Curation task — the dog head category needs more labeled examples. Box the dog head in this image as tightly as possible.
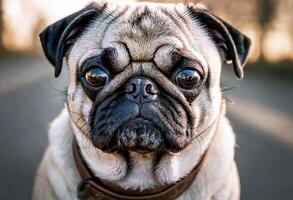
[40,2,250,155]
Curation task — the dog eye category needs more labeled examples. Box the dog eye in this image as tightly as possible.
[85,68,109,87]
[176,69,202,90]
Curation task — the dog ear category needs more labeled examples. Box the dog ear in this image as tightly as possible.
[39,3,106,77]
[188,6,251,79]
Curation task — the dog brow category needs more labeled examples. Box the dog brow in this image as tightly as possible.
[100,6,130,46]
[100,48,117,72]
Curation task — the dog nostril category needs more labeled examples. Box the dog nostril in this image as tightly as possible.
[126,83,136,93]
[131,83,136,94]
[145,84,159,95]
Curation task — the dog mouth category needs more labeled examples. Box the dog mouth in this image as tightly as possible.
[90,111,191,154]
[91,116,165,154]
[90,88,192,154]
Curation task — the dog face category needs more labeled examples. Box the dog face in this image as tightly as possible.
[40,2,250,155]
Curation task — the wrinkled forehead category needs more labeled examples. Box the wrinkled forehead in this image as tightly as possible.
[70,2,216,72]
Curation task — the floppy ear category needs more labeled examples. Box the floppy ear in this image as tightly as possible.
[39,3,106,77]
[188,7,251,79]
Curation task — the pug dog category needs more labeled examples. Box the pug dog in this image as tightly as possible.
[33,1,251,200]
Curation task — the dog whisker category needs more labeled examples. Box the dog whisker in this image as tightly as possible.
[221,85,239,92]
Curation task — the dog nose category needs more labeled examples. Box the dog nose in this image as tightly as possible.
[125,77,159,104]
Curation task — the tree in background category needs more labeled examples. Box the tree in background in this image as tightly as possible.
[0,0,4,52]
[256,0,278,60]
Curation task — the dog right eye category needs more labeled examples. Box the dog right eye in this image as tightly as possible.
[176,69,202,90]
[85,68,109,87]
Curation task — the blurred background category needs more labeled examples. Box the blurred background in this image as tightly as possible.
[0,0,292,199]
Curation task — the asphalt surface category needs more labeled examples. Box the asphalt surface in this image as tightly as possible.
[0,55,292,200]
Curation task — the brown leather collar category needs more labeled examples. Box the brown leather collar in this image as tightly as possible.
[72,138,209,200]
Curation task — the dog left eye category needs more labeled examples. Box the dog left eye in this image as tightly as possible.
[176,69,202,90]
[85,68,109,87]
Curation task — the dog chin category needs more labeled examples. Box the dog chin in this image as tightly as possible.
[115,118,163,153]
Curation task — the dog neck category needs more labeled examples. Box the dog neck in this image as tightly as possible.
[72,135,210,200]
[69,107,222,192]
[64,96,224,191]
[46,99,239,200]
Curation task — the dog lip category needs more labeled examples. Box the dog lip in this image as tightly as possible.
[130,116,155,125]
[132,149,152,154]
[127,100,157,106]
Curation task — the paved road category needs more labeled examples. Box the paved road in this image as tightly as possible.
[0,55,292,200]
